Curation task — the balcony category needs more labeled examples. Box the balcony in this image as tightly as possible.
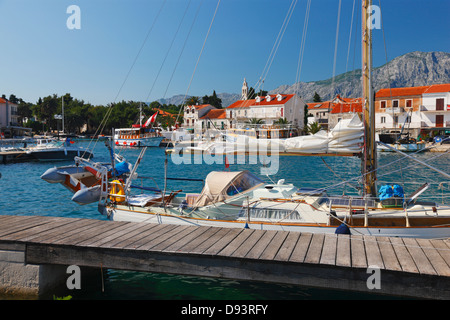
[420,105,447,112]
[384,107,405,114]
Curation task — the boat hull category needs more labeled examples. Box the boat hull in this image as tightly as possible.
[29,149,93,161]
[105,205,450,239]
[115,136,164,147]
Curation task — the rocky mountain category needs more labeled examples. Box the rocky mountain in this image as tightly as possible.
[157,51,450,107]
[270,51,450,102]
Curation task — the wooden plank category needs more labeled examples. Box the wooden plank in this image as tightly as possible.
[0,215,22,226]
[0,216,48,237]
[173,227,218,253]
[320,233,338,266]
[136,224,190,251]
[390,237,418,274]
[188,227,234,255]
[149,226,196,251]
[304,233,325,264]
[416,238,450,277]
[25,218,88,243]
[377,237,402,272]
[73,221,130,247]
[230,229,266,258]
[350,235,367,268]
[128,224,180,250]
[336,234,351,267]
[44,219,102,245]
[218,229,255,257]
[103,223,161,249]
[162,226,214,253]
[203,228,242,256]
[0,216,31,231]
[430,238,450,268]
[274,232,300,262]
[50,219,110,245]
[289,232,312,263]
[363,235,384,268]
[0,217,73,242]
[244,230,277,260]
[113,224,176,249]
[78,222,137,247]
[259,231,289,261]
[403,237,437,276]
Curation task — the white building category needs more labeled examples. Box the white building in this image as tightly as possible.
[183,104,216,129]
[421,85,450,129]
[375,83,450,135]
[226,79,305,129]
[0,97,19,127]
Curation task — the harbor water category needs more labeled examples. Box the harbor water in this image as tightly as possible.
[1,139,448,300]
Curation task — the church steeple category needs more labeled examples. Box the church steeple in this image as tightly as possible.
[241,78,248,100]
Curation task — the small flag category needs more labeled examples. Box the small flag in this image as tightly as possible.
[144,112,158,127]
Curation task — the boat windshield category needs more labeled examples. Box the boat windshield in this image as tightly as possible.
[194,170,264,207]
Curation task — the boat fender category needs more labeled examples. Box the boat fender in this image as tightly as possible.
[335,223,351,235]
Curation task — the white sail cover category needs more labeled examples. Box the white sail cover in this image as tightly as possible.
[283,115,363,154]
[182,115,363,155]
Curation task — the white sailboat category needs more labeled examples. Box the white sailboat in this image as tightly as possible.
[42,0,450,239]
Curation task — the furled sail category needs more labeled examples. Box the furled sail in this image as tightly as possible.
[284,115,363,154]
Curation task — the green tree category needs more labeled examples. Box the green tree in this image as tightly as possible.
[246,118,264,125]
[17,101,33,125]
[273,117,290,125]
[185,96,200,106]
[247,87,268,100]
[202,90,222,108]
[313,92,321,102]
[306,121,322,134]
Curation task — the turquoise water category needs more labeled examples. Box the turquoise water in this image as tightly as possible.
[1,140,448,300]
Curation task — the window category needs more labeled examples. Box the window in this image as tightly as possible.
[381,116,386,124]
[406,99,412,108]
[381,101,386,108]
[393,100,399,108]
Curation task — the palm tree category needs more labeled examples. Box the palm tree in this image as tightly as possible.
[306,121,322,135]
[246,118,264,125]
[185,96,201,106]
[273,117,290,125]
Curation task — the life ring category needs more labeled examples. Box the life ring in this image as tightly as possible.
[109,180,126,203]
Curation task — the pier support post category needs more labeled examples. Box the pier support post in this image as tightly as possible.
[0,244,68,299]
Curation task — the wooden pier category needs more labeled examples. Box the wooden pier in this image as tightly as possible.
[0,215,449,299]
[0,150,35,164]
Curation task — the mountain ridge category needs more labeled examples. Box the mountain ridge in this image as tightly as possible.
[157,51,450,107]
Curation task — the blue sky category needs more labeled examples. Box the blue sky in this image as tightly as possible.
[0,0,449,105]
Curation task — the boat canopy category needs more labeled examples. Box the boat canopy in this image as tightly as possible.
[194,170,264,207]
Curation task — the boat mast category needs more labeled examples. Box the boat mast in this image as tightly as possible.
[362,0,377,197]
